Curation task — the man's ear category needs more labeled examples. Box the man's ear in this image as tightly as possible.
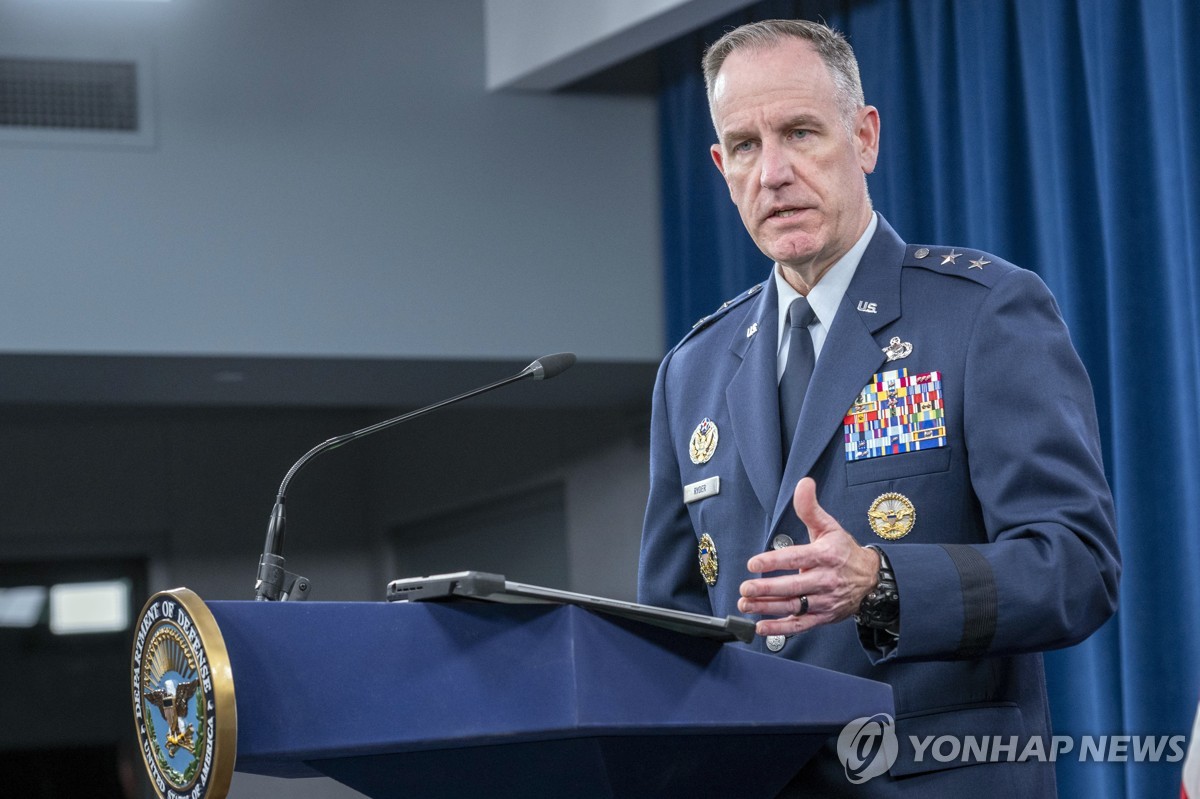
[856,105,880,174]
[710,142,727,177]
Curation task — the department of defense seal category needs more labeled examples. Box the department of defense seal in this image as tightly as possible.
[698,533,719,586]
[867,493,916,540]
[132,588,236,799]
[689,418,719,464]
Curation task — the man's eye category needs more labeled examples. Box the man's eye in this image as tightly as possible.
[789,129,810,140]
[732,140,756,153]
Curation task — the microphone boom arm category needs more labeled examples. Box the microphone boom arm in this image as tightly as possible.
[254,353,575,601]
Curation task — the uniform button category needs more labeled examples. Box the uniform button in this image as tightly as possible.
[772,534,794,550]
[766,635,786,652]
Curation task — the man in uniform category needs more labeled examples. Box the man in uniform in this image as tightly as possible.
[638,19,1120,796]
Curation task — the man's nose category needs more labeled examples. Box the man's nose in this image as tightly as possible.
[759,142,794,189]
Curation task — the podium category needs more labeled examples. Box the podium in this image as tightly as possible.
[196,599,892,798]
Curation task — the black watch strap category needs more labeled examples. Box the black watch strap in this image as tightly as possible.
[856,545,899,631]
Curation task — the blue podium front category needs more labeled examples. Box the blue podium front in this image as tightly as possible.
[205,600,893,798]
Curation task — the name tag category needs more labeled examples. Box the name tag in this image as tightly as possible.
[684,476,720,504]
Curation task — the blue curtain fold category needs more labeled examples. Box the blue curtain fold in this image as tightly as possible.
[658,1,1200,795]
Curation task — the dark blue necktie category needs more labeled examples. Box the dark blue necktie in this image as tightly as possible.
[779,296,817,452]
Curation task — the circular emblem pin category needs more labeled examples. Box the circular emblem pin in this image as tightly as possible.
[867,493,916,540]
[689,418,719,464]
[698,533,719,586]
[132,588,236,799]
[882,336,913,362]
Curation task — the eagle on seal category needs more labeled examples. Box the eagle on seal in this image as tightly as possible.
[145,678,201,756]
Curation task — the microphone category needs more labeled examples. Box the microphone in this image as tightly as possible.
[254,352,577,601]
[522,351,575,381]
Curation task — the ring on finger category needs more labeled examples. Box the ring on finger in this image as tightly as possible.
[793,595,809,617]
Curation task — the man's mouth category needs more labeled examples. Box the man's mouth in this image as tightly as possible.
[768,206,807,220]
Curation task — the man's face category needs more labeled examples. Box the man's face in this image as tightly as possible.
[709,39,879,283]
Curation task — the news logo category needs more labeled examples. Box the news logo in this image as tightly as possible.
[837,713,899,784]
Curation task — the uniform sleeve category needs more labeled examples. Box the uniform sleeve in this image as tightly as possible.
[868,268,1120,662]
[637,352,713,615]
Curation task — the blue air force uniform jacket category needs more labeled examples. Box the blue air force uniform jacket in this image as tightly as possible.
[638,215,1120,795]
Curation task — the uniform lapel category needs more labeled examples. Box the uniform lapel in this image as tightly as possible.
[726,278,782,517]
[771,217,908,533]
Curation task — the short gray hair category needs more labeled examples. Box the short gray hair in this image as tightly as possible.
[703,19,864,127]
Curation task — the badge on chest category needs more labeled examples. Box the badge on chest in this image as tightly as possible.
[689,417,719,464]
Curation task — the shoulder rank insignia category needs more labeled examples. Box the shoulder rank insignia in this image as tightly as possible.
[906,247,1008,288]
[689,418,719,464]
[868,493,916,539]
[698,533,718,586]
[691,283,764,330]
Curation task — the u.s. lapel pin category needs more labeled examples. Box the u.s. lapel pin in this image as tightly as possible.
[746,322,759,338]
[882,336,913,362]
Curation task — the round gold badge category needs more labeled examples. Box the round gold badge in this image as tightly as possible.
[132,588,237,799]
[867,492,916,540]
[698,533,719,586]
[689,418,719,464]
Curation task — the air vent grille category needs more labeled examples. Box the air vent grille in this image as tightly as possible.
[0,57,139,132]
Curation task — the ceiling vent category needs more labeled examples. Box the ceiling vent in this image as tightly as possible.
[0,53,155,148]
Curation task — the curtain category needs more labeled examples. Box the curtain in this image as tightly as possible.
[658,1,1200,795]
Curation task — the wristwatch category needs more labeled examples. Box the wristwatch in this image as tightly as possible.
[856,545,899,632]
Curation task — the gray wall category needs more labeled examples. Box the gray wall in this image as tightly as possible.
[0,0,662,361]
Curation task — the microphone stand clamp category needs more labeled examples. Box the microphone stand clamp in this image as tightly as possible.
[255,552,311,602]
[254,498,311,601]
